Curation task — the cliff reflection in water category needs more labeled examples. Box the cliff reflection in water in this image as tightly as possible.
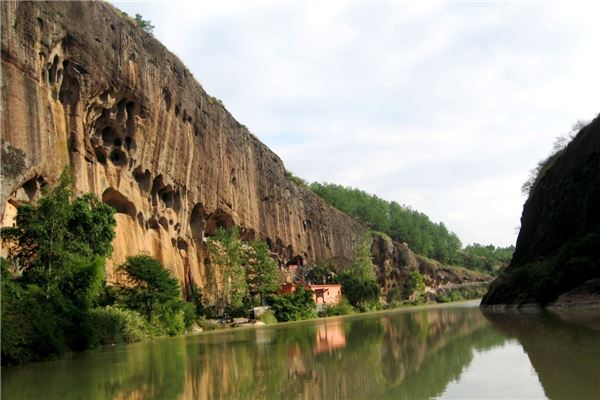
[3,304,599,399]
[483,310,600,400]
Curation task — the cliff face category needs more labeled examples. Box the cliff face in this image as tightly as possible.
[1,1,481,297]
[482,116,600,306]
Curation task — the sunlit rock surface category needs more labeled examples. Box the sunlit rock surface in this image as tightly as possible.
[1,1,486,296]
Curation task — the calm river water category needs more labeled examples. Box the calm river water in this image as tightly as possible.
[2,300,599,399]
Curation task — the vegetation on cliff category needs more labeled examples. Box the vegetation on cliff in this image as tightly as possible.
[309,182,513,273]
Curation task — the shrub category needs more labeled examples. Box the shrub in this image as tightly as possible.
[338,272,380,311]
[1,279,67,365]
[182,302,197,329]
[404,271,426,299]
[258,310,278,324]
[116,254,185,336]
[267,287,317,322]
[134,13,154,35]
[196,316,220,331]
[88,306,149,346]
[319,296,354,317]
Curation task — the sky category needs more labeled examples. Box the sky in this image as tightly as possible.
[112,0,599,247]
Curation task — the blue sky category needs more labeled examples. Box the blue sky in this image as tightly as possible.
[112,0,599,247]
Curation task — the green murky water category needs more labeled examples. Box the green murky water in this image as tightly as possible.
[2,301,599,399]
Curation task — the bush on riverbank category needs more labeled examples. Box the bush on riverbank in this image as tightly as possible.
[258,310,278,324]
[319,296,354,317]
[88,306,150,345]
[267,286,317,322]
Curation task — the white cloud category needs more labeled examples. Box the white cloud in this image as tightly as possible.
[113,0,600,247]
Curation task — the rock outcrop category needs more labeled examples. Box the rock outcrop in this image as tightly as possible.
[1,1,484,298]
[482,116,600,307]
[370,233,490,300]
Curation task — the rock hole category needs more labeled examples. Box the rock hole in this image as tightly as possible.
[204,209,234,237]
[124,136,132,151]
[163,89,172,110]
[116,99,127,121]
[151,175,165,206]
[22,177,40,201]
[48,55,59,84]
[101,127,115,145]
[159,217,169,230]
[113,137,122,147]
[136,211,145,227]
[147,217,159,230]
[175,104,180,117]
[177,239,188,251]
[102,188,136,218]
[95,147,107,164]
[110,149,127,166]
[133,167,151,192]
[190,203,206,241]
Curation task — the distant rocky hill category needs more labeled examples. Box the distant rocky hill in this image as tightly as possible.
[0,1,486,299]
[482,116,600,308]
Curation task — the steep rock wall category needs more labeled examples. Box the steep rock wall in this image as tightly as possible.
[0,1,481,297]
[482,115,600,306]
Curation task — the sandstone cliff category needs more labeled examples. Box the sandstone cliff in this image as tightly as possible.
[482,116,600,307]
[1,1,484,298]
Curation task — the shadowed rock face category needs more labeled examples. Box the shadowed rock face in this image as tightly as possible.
[482,116,600,306]
[0,1,481,295]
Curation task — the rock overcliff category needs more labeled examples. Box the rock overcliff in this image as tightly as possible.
[1,1,484,298]
[482,116,600,307]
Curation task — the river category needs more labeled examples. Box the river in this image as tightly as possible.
[2,300,599,399]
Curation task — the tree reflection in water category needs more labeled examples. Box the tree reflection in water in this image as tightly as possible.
[3,305,599,399]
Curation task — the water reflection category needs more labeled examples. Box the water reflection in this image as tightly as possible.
[315,319,346,353]
[3,304,599,399]
[483,310,600,400]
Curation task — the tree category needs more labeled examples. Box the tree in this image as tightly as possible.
[1,170,116,362]
[309,182,463,265]
[267,286,316,322]
[134,13,154,35]
[245,240,279,305]
[404,271,425,299]
[522,119,590,197]
[338,272,380,311]
[117,254,184,334]
[1,171,115,290]
[205,227,248,316]
[348,235,376,281]
[335,235,381,310]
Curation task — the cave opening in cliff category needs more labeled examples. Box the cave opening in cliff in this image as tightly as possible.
[133,167,151,192]
[101,126,115,145]
[102,188,136,218]
[110,149,127,166]
[190,203,206,241]
[204,209,234,237]
[94,147,107,164]
[48,54,59,85]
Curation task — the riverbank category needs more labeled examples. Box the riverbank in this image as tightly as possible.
[188,298,483,335]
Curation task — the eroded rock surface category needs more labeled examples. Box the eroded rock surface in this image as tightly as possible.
[1,1,484,297]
